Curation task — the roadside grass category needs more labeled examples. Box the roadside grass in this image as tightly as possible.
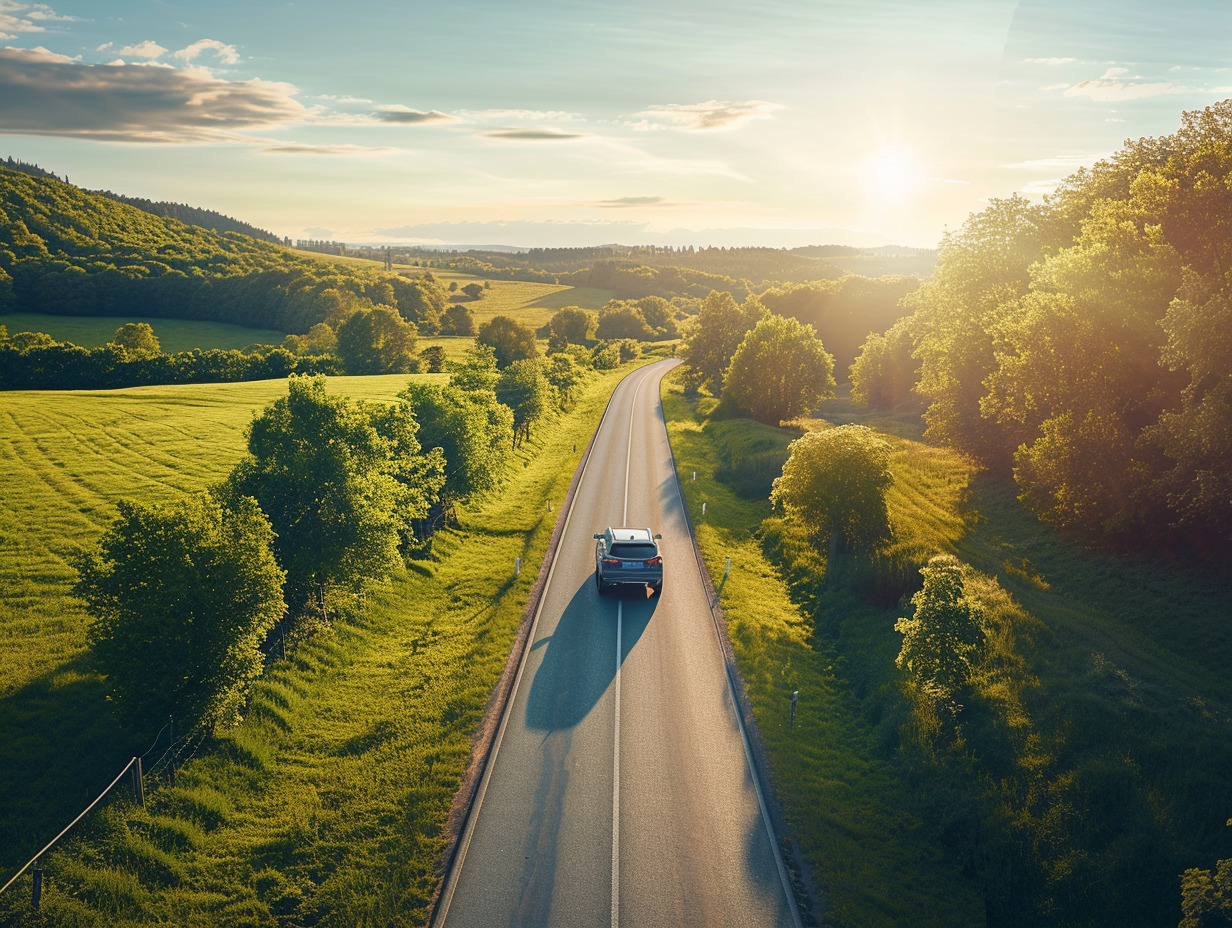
[0,313,288,352]
[667,375,1232,926]
[0,362,636,926]
[661,370,985,928]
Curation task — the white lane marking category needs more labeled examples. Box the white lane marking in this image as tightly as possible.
[613,368,647,925]
[611,598,622,928]
[433,363,665,926]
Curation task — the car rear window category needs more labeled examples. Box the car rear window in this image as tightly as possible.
[609,542,657,559]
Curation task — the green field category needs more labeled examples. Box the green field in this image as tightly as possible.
[0,314,289,353]
[0,363,648,925]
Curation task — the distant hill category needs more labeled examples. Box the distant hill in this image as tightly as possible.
[93,192,287,245]
[0,162,439,334]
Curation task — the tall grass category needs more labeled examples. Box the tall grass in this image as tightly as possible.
[667,372,1232,927]
[662,371,985,927]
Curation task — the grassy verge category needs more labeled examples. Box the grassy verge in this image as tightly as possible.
[663,373,1232,927]
[0,362,638,926]
[661,370,985,927]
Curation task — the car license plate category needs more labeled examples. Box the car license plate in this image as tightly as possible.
[622,561,643,569]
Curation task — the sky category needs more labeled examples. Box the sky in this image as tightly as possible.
[2,0,1232,250]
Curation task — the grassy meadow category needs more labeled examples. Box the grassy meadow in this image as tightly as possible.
[0,363,642,925]
[662,371,1232,927]
[0,314,289,353]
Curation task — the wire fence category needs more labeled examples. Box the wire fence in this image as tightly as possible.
[0,718,209,912]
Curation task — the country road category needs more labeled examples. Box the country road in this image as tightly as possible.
[433,359,801,928]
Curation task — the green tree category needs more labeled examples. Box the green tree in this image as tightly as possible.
[678,290,766,392]
[442,301,476,336]
[850,316,922,410]
[1181,832,1232,928]
[547,305,596,344]
[77,495,285,730]
[476,314,539,368]
[545,351,586,410]
[894,555,986,702]
[723,314,836,425]
[906,195,1046,465]
[335,304,418,374]
[399,379,513,519]
[596,301,654,340]
[770,424,893,559]
[420,344,447,373]
[496,358,554,446]
[224,375,409,613]
[461,282,485,301]
[110,321,161,358]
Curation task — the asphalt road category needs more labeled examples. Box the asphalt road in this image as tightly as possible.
[433,359,801,928]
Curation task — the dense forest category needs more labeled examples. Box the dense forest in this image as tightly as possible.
[851,100,1232,551]
[0,164,448,335]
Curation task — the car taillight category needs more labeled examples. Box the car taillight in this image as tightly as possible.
[602,557,620,566]
[646,555,663,566]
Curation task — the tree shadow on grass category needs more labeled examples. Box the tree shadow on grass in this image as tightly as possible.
[0,654,136,875]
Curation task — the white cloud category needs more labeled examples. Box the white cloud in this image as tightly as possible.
[0,46,306,142]
[1060,67,1183,102]
[175,39,240,66]
[0,2,73,38]
[1026,57,1076,65]
[118,40,168,59]
[374,105,458,125]
[482,127,587,141]
[459,108,579,122]
[261,143,395,155]
[634,99,782,132]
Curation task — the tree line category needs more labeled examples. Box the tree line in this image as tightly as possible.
[851,99,1232,550]
[73,335,611,736]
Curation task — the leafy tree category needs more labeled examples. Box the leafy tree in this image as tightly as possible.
[460,282,485,300]
[632,295,679,339]
[476,314,539,368]
[770,424,893,559]
[758,275,918,375]
[850,316,922,410]
[496,359,554,446]
[399,379,513,519]
[282,322,337,356]
[894,555,986,702]
[420,344,447,373]
[335,304,418,374]
[223,375,411,612]
[1181,834,1232,928]
[77,495,285,730]
[906,195,1046,465]
[596,301,653,340]
[364,400,447,552]
[544,351,586,409]
[1143,269,1232,542]
[441,301,476,336]
[547,305,595,344]
[678,290,766,392]
[722,313,836,425]
[110,322,160,358]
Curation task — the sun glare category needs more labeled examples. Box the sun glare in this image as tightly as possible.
[864,147,926,204]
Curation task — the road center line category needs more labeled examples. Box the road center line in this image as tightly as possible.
[612,598,622,928]
[613,367,646,925]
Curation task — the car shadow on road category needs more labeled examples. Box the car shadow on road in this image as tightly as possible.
[524,580,658,732]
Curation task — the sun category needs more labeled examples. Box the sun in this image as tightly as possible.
[864,146,926,204]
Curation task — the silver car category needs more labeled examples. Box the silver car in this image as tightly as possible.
[594,527,663,595]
